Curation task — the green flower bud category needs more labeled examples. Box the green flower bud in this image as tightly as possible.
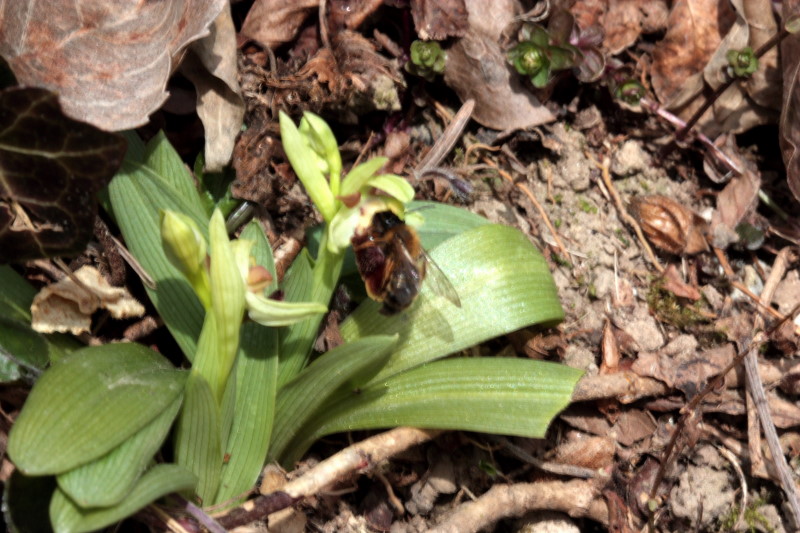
[161,210,211,308]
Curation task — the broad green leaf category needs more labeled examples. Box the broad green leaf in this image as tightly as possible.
[49,464,196,533]
[215,222,279,504]
[282,358,582,464]
[174,372,222,505]
[143,132,202,211]
[277,243,345,387]
[216,323,278,504]
[270,335,397,463]
[108,159,207,360]
[0,267,76,376]
[9,344,186,475]
[340,224,564,381]
[0,316,51,382]
[0,265,36,322]
[56,395,183,508]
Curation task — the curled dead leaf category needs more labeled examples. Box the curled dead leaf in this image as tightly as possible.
[629,195,709,255]
[31,266,145,335]
[0,0,226,130]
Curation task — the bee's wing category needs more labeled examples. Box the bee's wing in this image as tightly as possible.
[421,248,462,308]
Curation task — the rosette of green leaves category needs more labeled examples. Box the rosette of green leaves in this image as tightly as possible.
[508,24,579,88]
[405,40,447,81]
[727,47,758,78]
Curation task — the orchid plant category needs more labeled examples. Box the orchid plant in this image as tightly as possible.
[5,112,580,533]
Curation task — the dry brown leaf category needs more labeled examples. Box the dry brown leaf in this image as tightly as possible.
[611,410,657,446]
[653,0,778,136]
[606,0,669,54]
[780,0,800,204]
[31,266,145,335]
[411,0,469,40]
[709,156,761,248]
[0,0,226,131]
[554,434,615,469]
[443,0,554,130]
[651,0,734,105]
[241,0,319,50]
[743,0,781,109]
[328,0,384,31]
[182,3,244,172]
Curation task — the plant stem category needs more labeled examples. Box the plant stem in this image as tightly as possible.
[277,229,344,385]
[676,28,788,142]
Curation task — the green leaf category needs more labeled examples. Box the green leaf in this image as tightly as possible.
[192,210,245,402]
[215,323,278,504]
[283,358,581,464]
[56,395,183,508]
[49,464,196,533]
[0,316,52,382]
[108,159,207,360]
[9,344,186,475]
[241,220,277,291]
[215,221,279,504]
[300,112,343,195]
[340,224,564,381]
[0,265,36,322]
[174,372,222,505]
[143,132,202,209]
[279,112,336,221]
[270,335,397,463]
[0,268,77,374]
[276,250,316,386]
[365,174,415,204]
[340,157,388,196]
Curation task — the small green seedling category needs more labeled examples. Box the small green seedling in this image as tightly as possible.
[727,47,759,78]
[406,40,447,81]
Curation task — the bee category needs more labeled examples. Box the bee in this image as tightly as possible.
[351,210,461,315]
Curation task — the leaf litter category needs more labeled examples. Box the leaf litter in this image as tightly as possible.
[3,0,800,531]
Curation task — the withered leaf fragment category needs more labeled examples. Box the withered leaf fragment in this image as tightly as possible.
[629,195,708,255]
[411,0,469,40]
[0,88,126,262]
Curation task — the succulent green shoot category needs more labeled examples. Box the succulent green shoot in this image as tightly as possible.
[364,174,415,204]
[160,210,211,309]
[615,79,645,105]
[406,40,447,80]
[726,47,758,77]
[299,112,342,196]
[279,111,336,222]
[340,157,389,197]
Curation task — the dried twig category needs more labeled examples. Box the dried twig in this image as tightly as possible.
[745,247,800,526]
[414,99,475,175]
[588,153,664,273]
[427,480,606,533]
[712,247,789,322]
